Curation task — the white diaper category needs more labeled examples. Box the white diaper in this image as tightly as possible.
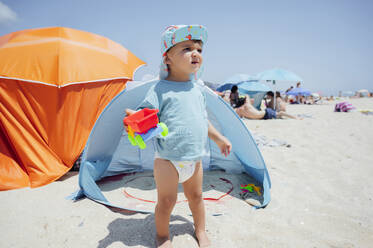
[155,152,196,183]
[170,160,196,183]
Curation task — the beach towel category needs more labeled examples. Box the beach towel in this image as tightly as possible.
[253,133,291,148]
[359,109,373,116]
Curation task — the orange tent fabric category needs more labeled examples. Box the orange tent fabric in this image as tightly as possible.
[0,27,145,190]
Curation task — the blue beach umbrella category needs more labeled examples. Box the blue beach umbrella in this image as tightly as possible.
[217,74,257,92]
[216,83,236,92]
[224,74,257,84]
[238,81,271,93]
[286,87,311,96]
[256,68,303,107]
[256,68,303,82]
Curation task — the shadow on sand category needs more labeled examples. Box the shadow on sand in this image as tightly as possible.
[96,170,264,211]
[97,214,194,248]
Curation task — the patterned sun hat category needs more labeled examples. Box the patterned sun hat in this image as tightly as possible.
[159,25,208,80]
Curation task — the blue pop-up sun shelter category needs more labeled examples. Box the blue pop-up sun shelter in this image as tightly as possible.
[73,80,271,212]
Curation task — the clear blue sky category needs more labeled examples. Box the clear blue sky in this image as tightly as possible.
[1,0,372,96]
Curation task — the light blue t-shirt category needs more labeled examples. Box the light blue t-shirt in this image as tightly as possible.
[137,79,208,161]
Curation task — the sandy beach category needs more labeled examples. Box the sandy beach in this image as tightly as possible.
[1,97,372,248]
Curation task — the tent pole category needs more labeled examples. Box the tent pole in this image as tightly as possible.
[273,80,276,111]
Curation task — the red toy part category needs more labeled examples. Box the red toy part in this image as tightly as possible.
[123,108,159,133]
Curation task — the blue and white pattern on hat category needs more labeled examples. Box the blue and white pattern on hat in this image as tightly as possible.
[159,25,208,81]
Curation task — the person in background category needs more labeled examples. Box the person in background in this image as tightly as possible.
[275,91,287,111]
[235,95,297,120]
[295,82,301,103]
[229,85,246,108]
[266,91,287,112]
[285,86,293,102]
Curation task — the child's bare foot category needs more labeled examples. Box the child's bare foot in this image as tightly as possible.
[195,231,211,247]
[156,236,172,248]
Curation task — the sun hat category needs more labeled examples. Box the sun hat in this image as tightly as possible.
[159,25,208,81]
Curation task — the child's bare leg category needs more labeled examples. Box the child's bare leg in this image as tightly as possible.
[182,162,211,247]
[154,158,179,247]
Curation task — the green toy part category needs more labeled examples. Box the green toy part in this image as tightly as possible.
[240,183,262,196]
[241,185,253,192]
[135,135,146,149]
[128,135,136,146]
[159,122,168,137]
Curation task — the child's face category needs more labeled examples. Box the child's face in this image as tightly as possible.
[165,40,203,79]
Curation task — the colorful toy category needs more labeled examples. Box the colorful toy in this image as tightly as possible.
[123,108,168,149]
[240,183,262,196]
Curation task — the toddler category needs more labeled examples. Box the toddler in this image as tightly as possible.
[125,25,231,247]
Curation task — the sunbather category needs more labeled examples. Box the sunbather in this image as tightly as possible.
[235,96,297,120]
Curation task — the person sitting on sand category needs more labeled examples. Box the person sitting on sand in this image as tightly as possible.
[265,91,275,110]
[305,95,315,105]
[235,95,297,120]
[229,85,247,108]
[275,91,287,111]
[265,91,286,112]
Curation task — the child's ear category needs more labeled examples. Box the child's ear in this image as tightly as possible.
[164,55,171,65]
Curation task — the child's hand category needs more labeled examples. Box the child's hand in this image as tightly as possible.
[208,121,232,157]
[125,109,136,116]
[124,109,136,133]
[216,136,232,157]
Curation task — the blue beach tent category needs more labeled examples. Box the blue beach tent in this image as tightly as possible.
[237,81,271,109]
[74,80,271,212]
[217,80,270,110]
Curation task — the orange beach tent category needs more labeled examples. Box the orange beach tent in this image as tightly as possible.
[0,27,145,190]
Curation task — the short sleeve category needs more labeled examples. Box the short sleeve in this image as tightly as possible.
[199,85,208,119]
[136,86,159,110]
[202,88,207,108]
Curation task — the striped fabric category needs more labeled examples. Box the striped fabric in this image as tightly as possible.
[335,101,355,112]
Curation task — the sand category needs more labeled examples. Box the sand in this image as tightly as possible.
[1,98,372,248]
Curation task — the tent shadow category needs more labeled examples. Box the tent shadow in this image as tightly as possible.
[97,214,194,248]
[57,171,79,181]
[96,170,264,209]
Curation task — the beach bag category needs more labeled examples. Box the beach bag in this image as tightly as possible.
[334,101,355,112]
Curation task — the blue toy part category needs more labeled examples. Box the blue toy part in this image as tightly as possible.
[138,124,162,141]
[134,123,168,149]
